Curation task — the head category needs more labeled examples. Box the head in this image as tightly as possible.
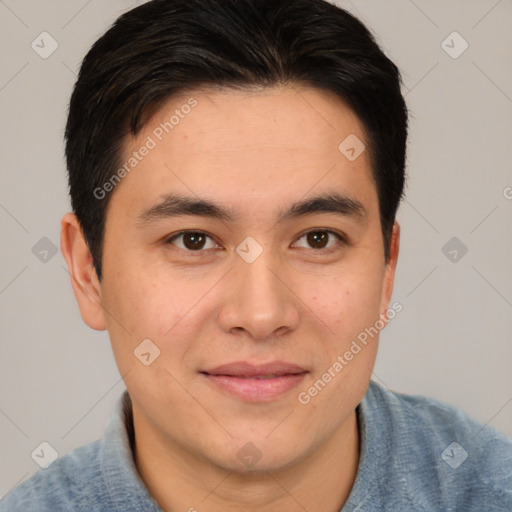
[61,0,407,475]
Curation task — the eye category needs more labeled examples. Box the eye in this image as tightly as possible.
[165,229,346,254]
[166,231,218,251]
[293,229,346,251]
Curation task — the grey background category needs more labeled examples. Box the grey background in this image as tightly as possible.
[1,0,511,497]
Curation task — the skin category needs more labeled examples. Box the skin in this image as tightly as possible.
[61,85,400,512]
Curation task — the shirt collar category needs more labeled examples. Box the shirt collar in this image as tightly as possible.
[99,390,163,511]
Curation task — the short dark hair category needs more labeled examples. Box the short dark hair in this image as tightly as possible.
[65,0,408,280]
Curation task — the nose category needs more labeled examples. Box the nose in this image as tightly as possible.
[216,249,300,342]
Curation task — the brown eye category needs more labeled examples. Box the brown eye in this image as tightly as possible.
[294,230,344,251]
[307,231,329,249]
[167,231,216,251]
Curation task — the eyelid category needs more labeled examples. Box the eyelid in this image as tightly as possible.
[165,230,220,252]
[294,228,347,243]
[165,228,348,253]
[292,229,348,251]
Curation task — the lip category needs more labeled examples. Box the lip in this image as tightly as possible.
[201,361,308,402]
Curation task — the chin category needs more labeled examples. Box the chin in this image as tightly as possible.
[208,436,305,475]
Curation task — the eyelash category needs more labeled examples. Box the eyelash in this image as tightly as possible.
[165,229,347,255]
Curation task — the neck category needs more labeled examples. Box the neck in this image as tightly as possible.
[132,408,360,512]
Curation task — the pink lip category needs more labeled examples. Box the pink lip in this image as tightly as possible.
[201,361,308,402]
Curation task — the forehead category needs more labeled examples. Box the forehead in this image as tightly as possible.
[112,85,377,220]
[141,85,367,155]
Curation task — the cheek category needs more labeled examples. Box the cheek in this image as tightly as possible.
[303,266,384,342]
[103,263,220,351]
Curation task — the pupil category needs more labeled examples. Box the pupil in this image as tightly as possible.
[307,231,327,249]
[184,232,205,250]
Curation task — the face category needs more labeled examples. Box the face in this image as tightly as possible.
[64,85,399,474]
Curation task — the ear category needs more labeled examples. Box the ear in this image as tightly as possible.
[379,221,400,321]
[60,212,107,330]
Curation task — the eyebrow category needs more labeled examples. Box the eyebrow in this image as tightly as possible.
[136,191,367,226]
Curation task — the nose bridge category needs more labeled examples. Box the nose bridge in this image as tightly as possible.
[218,243,299,339]
[235,234,279,289]
[240,248,281,300]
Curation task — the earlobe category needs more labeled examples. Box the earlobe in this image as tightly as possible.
[60,212,107,331]
[379,222,400,321]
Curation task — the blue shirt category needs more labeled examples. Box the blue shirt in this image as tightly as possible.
[1,381,511,511]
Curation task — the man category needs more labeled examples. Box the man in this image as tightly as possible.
[2,0,511,510]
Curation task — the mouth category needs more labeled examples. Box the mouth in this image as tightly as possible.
[200,361,309,402]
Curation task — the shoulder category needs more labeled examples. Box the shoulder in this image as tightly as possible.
[0,441,103,512]
[364,381,512,510]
